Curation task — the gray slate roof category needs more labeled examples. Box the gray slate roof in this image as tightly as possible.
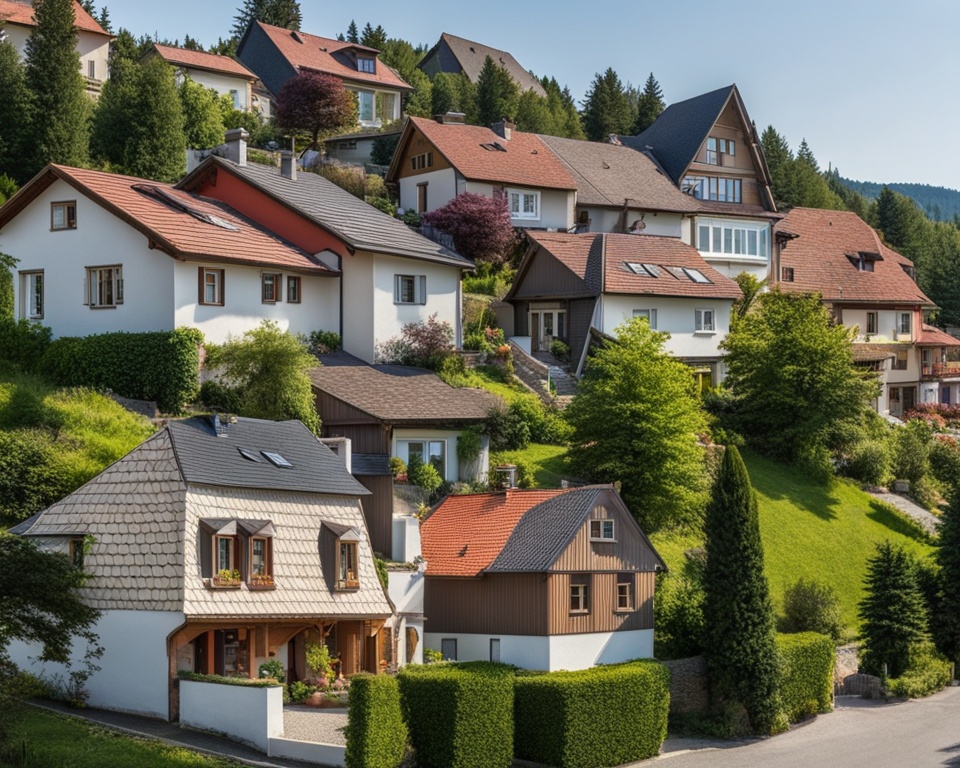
[538,134,699,214]
[168,416,370,496]
[620,85,735,185]
[487,486,602,572]
[193,157,473,269]
[425,33,546,97]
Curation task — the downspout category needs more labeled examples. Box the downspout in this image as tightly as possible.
[338,253,344,344]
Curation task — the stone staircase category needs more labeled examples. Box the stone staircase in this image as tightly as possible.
[548,365,578,399]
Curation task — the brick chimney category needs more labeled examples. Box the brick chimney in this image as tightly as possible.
[280,151,297,181]
[434,112,466,125]
[224,128,248,166]
[490,119,515,141]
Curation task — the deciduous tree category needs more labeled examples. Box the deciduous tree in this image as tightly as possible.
[179,76,226,149]
[564,317,707,531]
[421,191,515,265]
[702,445,783,734]
[275,71,356,149]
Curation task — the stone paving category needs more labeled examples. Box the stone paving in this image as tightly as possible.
[866,491,939,536]
[282,706,348,746]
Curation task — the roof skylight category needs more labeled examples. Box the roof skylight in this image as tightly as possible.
[663,266,686,280]
[683,268,712,284]
[626,262,660,277]
[261,451,292,468]
[238,448,263,462]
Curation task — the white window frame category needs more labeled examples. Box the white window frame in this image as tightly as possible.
[632,308,657,329]
[394,274,427,305]
[19,270,44,319]
[357,90,375,124]
[695,308,716,333]
[85,265,123,308]
[697,219,769,260]
[507,188,540,221]
[589,519,615,541]
[899,312,912,335]
[400,439,446,479]
[616,573,635,612]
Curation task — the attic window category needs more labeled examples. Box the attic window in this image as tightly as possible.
[663,266,687,280]
[480,142,507,152]
[683,268,712,284]
[238,448,263,462]
[261,451,292,467]
[626,262,660,278]
[848,251,880,272]
[357,56,375,73]
[132,184,241,232]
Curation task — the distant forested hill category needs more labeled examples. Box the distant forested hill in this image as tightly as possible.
[840,178,960,222]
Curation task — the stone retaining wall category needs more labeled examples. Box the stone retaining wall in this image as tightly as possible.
[508,341,552,404]
[662,655,709,714]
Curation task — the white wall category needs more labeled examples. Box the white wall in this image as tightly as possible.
[7,610,185,718]
[601,294,732,360]
[393,428,464,483]
[181,69,252,111]
[398,169,458,213]
[77,30,110,85]
[180,679,283,752]
[172,260,339,344]
[845,307,915,343]
[372,254,462,362]
[424,632,548,670]
[466,181,573,231]
[580,207,684,238]
[388,570,424,667]
[6,180,176,338]
[341,250,375,362]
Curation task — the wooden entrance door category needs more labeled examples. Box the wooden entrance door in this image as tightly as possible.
[338,623,363,675]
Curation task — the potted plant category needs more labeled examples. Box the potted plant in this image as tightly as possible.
[212,568,241,588]
[250,572,275,588]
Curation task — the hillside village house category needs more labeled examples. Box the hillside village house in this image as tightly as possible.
[144,44,261,114]
[8,416,392,721]
[504,231,741,383]
[418,32,546,97]
[237,21,411,129]
[0,0,111,95]
[775,207,960,415]
[177,132,473,362]
[420,485,666,670]
[386,114,577,228]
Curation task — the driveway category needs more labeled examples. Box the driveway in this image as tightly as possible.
[632,686,960,768]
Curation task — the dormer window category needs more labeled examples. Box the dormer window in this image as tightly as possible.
[590,519,615,541]
[357,56,375,73]
[321,520,362,591]
[339,541,359,589]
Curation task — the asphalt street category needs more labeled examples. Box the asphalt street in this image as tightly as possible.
[633,686,960,768]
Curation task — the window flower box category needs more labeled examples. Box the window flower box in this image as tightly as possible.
[338,579,360,591]
[249,573,275,590]
[211,569,242,588]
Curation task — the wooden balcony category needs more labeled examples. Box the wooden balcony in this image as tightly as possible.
[921,362,960,380]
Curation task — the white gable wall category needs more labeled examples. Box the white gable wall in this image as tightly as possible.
[5,179,176,338]
[179,68,252,111]
[465,181,574,231]
[580,207,684,237]
[397,168,458,213]
[77,29,110,84]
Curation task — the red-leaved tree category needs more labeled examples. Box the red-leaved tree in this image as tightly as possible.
[422,191,516,264]
[275,71,357,149]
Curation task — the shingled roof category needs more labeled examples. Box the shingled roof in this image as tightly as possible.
[0,0,110,36]
[537,134,698,214]
[421,33,546,97]
[775,208,933,305]
[310,359,498,424]
[390,117,577,192]
[0,165,335,274]
[180,156,472,269]
[150,44,257,79]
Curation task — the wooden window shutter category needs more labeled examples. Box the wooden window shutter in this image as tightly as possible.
[219,270,225,305]
[197,267,204,303]
[394,275,401,303]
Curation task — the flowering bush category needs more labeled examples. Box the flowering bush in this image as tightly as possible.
[376,314,454,370]
[422,191,516,264]
[903,402,960,430]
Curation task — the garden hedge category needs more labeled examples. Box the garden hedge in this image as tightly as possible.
[345,673,407,768]
[39,327,203,413]
[514,660,670,768]
[398,661,514,768]
[775,632,835,722]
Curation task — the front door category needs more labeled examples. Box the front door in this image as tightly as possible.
[338,623,363,676]
[528,309,567,353]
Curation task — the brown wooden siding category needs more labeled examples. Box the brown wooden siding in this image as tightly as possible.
[424,574,548,635]
[686,101,764,207]
[569,297,597,369]
[547,571,654,634]
[358,474,393,556]
[395,131,453,179]
[315,388,389,453]
[511,249,594,301]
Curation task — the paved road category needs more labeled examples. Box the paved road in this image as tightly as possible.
[633,686,960,768]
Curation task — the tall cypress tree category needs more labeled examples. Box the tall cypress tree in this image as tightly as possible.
[0,41,31,183]
[581,68,635,142]
[933,503,960,666]
[476,55,519,126]
[633,72,665,134]
[702,445,783,734]
[24,0,90,175]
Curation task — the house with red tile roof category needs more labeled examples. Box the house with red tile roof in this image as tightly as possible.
[503,231,742,383]
[776,207,960,415]
[0,0,111,95]
[385,114,578,230]
[0,157,339,343]
[420,485,666,670]
[236,21,410,128]
[145,44,261,115]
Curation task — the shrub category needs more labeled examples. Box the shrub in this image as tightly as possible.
[423,648,444,664]
[421,191,516,265]
[389,456,406,478]
[0,318,52,372]
[288,680,314,703]
[309,329,343,354]
[780,578,843,643]
[891,420,932,484]
[407,453,442,493]
[0,429,73,525]
[176,670,279,688]
[489,453,534,489]
[258,659,285,683]
[775,632,835,723]
[376,314,454,370]
[367,196,396,216]
[843,438,891,486]
[305,643,334,680]
[314,162,366,198]
[197,379,242,412]
[456,425,483,467]
[486,401,530,451]
[654,573,705,659]
[550,339,570,364]
[345,673,408,768]
[886,642,952,699]
[398,661,514,768]
[514,660,669,768]
[39,328,203,413]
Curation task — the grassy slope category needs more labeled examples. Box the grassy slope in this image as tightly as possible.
[652,450,934,636]
[8,709,242,767]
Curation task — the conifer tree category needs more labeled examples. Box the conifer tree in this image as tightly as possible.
[514,89,554,134]
[232,0,301,39]
[858,541,928,678]
[760,125,797,208]
[0,41,31,184]
[346,20,359,43]
[581,68,635,142]
[360,23,387,51]
[476,55,519,126]
[702,445,783,735]
[96,7,112,33]
[633,72,665,134]
[24,0,90,176]
[932,502,960,666]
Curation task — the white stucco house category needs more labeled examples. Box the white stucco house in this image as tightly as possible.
[420,485,666,671]
[8,416,393,721]
[503,231,742,386]
[0,0,111,95]
[385,114,577,229]
[145,44,261,114]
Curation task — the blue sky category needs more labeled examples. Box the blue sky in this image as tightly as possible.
[102,0,960,189]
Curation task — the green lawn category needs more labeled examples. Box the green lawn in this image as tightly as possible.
[2,708,242,768]
[490,443,571,487]
[651,449,935,637]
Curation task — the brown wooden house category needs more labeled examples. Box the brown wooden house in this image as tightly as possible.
[420,485,666,670]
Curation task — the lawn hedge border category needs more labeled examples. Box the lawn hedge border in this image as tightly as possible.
[514,659,670,768]
[398,661,514,768]
[39,328,203,413]
[345,673,407,768]
[776,632,835,722]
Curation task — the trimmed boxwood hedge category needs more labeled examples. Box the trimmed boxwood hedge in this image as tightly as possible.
[39,328,203,413]
[398,662,514,768]
[345,673,407,768]
[776,632,835,722]
[514,660,670,768]
[176,670,280,688]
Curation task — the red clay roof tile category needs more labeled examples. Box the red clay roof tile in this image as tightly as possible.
[0,0,109,35]
[151,44,257,80]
